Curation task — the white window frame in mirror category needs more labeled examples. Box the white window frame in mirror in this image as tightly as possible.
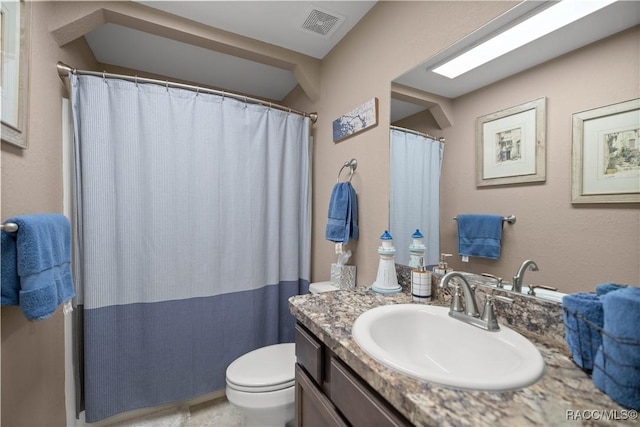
[1,0,31,149]
[476,97,546,187]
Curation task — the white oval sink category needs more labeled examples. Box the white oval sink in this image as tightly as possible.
[352,304,545,391]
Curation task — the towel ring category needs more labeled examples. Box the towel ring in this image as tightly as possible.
[337,159,357,183]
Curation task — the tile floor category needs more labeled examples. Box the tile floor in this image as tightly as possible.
[107,396,243,427]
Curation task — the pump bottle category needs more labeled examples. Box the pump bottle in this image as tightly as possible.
[411,257,432,302]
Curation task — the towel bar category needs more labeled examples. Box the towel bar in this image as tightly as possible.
[1,222,18,232]
[453,215,516,224]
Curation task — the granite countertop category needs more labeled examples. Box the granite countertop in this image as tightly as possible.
[289,272,628,427]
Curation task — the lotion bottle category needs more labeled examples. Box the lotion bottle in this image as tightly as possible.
[411,257,432,302]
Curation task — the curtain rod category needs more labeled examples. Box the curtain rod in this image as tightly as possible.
[390,125,445,143]
[56,62,318,124]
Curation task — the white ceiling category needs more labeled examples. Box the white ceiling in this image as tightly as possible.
[84,1,377,101]
[83,0,640,112]
[393,0,640,99]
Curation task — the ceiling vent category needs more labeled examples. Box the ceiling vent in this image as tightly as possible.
[300,6,345,38]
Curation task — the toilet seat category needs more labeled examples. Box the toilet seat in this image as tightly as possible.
[226,343,295,393]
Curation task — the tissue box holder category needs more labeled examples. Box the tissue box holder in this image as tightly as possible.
[331,264,356,290]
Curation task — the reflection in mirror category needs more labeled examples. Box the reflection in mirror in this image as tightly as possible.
[388,1,640,297]
[389,98,444,266]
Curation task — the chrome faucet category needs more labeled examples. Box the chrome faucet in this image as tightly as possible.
[439,272,512,331]
[512,260,539,293]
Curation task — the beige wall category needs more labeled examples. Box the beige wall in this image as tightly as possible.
[289,3,639,293]
[286,1,519,287]
[390,27,640,293]
[1,2,98,426]
[3,1,637,424]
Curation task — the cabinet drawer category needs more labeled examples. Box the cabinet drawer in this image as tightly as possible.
[295,323,323,384]
[330,357,409,427]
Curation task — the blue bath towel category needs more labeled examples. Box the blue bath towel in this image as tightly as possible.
[595,282,628,296]
[456,214,503,260]
[592,286,640,410]
[7,214,75,321]
[562,293,604,371]
[325,182,358,245]
[1,231,20,305]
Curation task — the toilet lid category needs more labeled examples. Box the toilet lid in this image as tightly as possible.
[226,343,296,393]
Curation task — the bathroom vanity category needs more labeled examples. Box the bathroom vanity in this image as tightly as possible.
[289,273,628,427]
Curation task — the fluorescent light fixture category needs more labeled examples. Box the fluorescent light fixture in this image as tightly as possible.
[432,0,618,79]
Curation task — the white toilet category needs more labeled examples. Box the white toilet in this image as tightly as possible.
[225,281,338,427]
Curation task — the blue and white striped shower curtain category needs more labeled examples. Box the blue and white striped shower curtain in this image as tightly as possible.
[70,74,311,422]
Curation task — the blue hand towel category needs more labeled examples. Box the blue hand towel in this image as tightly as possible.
[1,231,20,305]
[7,214,75,321]
[325,182,358,245]
[562,293,603,371]
[348,184,358,242]
[592,286,640,410]
[456,214,503,260]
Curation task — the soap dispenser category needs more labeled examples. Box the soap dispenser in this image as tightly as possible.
[432,253,453,275]
[411,256,432,302]
[408,229,426,269]
[371,231,402,294]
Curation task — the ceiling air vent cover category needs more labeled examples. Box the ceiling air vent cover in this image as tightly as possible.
[300,6,345,38]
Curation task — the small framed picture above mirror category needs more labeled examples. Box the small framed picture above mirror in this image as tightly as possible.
[1,0,31,149]
[476,97,546,187]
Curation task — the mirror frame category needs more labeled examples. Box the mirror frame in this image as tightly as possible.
[1,0,31,149]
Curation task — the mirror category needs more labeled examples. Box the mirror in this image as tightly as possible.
[389,1,640,293]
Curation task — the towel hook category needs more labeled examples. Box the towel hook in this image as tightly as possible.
[337,159,357,183]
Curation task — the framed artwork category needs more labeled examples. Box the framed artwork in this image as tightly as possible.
[1,0,31,149]
[332,97,378,143]
[476,97,546,187]
[571,98,640,204]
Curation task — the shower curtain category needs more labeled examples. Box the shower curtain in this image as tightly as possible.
[70,74,311,422]
[390,128,443,267]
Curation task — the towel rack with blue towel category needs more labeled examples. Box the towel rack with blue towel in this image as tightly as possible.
[337,159,357,183]
[1,222,19,232]
[454,214,516,225]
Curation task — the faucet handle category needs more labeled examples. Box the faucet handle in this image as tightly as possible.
[481,273,503,288]
[487,294,514,305]
[450,284,465,313]
[481,295,513,331]
[527,284,559,296]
